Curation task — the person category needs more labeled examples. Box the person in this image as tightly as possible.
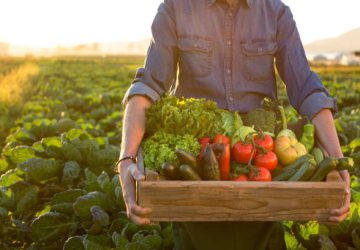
[117,0,351,249]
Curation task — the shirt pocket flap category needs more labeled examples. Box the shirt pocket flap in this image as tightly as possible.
[242,42,277,56]
[178,38,212,53]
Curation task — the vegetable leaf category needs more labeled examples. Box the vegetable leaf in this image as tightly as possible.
[31,212,77,243]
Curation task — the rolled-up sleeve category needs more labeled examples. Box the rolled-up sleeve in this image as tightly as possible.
[275,4,337,120]
[122,0,178,107]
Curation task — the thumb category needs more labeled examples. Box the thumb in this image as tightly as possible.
[129,164,145,181]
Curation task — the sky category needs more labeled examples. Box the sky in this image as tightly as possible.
[0,0,360,47]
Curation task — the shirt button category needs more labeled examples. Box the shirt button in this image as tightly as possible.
[227,40,232,46]
[228,12,233,17]
[226,69,231,74]
[229,97,234,102]
[194,44,198,48]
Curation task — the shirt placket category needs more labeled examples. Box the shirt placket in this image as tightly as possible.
[224,7,235,110]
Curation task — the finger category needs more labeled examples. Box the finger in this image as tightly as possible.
[331,193,351,216]
[130,203,152,216]
[129,164,145,181]
[328,210,350,223]
[340,171,351,195]
[339,170,350,185]
[128,212,151,225]
[331,205,350,216]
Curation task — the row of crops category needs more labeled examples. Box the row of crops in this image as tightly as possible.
[0,58,359,249]
[0,63,40,148]
[0,57,173,250]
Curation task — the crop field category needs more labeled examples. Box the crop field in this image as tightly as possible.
[0,57,359,249]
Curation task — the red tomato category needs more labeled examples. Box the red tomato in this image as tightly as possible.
[233,174,248,181]
[254,135,274,151]
[254,151,278,171]
[249,167,272,182]
[232,141,256,164]
[213,134,231,145]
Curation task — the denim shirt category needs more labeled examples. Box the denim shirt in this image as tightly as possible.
[123,0,336,119]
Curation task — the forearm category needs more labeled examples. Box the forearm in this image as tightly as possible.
[119,95,152,171]
[311,109,343,158]
[313,110,350,222]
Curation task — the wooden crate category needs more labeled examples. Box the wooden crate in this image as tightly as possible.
[136,149,346,222]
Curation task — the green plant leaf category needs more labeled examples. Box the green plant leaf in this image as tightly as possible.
[31,212,78,243]
[9,145,36,164]
[10,182,39,216]
[64,236,85,250]
[73,191,116,219]
[0,168,23,186]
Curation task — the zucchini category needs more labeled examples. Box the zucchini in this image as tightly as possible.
[300,162,317,181]
[309,157,339,181]
[179,164,201,181]
[176,149,198,172]
[311,147,324,165]
[273,168,298,181]
[282,155,309,170]
[271,167,284,178]
[288,162,310,181]
[161,162,180,180]
[337,157,354,171]
[199,144,220,180]
[273,155,310,181]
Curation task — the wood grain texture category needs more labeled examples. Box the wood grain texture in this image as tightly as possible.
[138,178,345,222]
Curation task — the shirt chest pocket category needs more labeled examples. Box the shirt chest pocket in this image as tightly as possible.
[178,38,212,77]
[241,42,277,81]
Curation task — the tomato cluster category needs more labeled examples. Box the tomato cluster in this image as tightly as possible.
[199,133,280,182]
[231,134,278,182]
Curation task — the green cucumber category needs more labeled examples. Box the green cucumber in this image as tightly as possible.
[288,162,310,181]
[282,155,309,170]
[337,157,354,171]
[273,155,310,181]
[273,168,298,181]
[271,167,284,178]
[310,157,339,181]
[300,162,317,181]
[179,164,201,181]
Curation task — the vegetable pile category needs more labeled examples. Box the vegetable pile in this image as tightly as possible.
[144,95,353,184]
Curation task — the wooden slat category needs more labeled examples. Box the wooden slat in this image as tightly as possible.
[138,179,345,222]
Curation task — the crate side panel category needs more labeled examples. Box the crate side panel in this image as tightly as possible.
[138,181,345,221]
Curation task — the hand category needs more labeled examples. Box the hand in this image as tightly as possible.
[118,162,152,225]
[328,170,351,223]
